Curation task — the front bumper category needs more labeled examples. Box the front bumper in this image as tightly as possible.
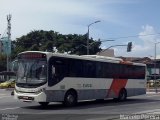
[14,90,47,102]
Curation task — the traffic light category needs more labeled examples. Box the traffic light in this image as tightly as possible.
[127,42,132,52]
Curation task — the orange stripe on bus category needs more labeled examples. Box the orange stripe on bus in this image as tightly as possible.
[107,79,128,97]
[120,61,133,65]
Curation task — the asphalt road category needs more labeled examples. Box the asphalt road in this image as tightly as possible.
[0,89,160,120]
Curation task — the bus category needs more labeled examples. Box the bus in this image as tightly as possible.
[14,51,146,106]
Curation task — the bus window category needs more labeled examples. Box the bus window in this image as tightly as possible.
[83,61,96,78]
[52,66,55,74]
[48,57,68,86]
[68,59,84,77]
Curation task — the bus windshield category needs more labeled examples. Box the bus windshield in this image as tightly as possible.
[17,59,47,86]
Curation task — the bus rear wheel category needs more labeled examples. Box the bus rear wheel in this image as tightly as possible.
[118,89,127,101]
[39,102,49,107]
[64,91,77,107]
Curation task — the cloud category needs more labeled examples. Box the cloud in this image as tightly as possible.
[0,0,144,42]
[0,0,107,39]
[135,25,160,57]
[114,25,160,57]
[139,25,158,44]
[0,0,117,40]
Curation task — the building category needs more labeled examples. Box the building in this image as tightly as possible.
[97,49,114,57]
[0,37,11,55]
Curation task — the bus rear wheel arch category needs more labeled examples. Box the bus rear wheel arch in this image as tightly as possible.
[118,88,127,101]
[63,89,77,107]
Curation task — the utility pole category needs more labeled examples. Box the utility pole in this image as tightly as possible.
[87,20,100,55]
[7,14,11,72]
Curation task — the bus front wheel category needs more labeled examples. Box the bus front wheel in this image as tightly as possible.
[64,91,77,107]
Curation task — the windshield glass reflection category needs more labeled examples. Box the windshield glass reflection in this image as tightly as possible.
[17,60,47,84]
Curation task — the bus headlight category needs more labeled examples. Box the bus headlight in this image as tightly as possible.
[35,88,46,94]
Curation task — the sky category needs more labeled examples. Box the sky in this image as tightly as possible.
[1,0,160,58]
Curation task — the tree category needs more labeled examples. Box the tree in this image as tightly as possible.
[29,44,39,51]
[12,30,102,56]
[42,41,54,52]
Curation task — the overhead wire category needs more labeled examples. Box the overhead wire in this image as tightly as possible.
[100,33,160,42]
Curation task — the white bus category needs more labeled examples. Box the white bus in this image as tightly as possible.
[14,51,146,106]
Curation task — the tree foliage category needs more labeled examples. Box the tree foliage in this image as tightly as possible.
[12,30,101,56]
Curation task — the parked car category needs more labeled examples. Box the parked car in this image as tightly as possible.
[0,71,16,83]
[0,79,15,88]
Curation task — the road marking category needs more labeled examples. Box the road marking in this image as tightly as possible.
[0,107,20,111]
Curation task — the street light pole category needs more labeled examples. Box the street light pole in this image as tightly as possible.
[87,20,100,55]
[87,25,89,55]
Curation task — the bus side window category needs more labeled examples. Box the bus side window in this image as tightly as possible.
[48,58,55,86]
[49,57,69,86]
[68,59,83,77]
[84,61,96,78]
[56,59,68,79]
[52,66,55,75]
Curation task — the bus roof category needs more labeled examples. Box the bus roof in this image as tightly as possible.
[18,51,146,67]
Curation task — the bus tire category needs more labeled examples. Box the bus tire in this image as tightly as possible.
[64,90,77,107]
[39,102,49,107]
[118,89,127,101]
